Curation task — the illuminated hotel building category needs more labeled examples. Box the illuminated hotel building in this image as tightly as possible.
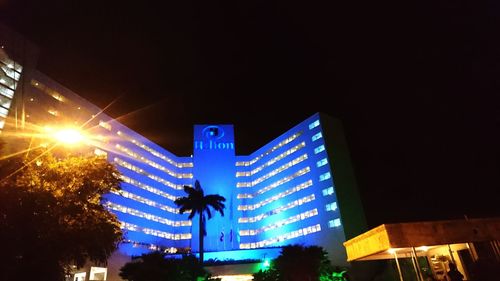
[1,24,367,279]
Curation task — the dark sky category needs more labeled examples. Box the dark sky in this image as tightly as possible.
[1,0,499,227]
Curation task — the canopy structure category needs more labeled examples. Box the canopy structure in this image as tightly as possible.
[343,218,500,281]
[344,218,500,262]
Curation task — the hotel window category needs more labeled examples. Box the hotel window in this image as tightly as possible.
[311,132,322,142]
[316,158,328,168]
[47,109,58,116]
[0,84,14,98]
[0,76,17,90]
[322,186,334,196]
[0,106,8,117]
[94,148,107,157]
[1,57,23,73]
[0,95,12,109]
[51,93,65,102]
[325,202,337,211]
[99,121,112,130]
[319,172,331,181]
[314,145,325,154]
[237,131,303,167]
[308,120,320,130]
[328,218,341,228]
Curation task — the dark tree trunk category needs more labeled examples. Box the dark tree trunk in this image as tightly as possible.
[199,214,204,264]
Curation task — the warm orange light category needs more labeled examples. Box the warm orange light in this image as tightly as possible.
[53,128,85,145]
[418,246,429,252]
[388,248,397,254]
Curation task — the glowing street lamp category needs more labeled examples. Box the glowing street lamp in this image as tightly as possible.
[53,128,85,145]
[40,126,87,146]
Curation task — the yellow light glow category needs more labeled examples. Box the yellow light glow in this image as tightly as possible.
[211,275,254,281]
[388,248,397,254]
[53,128,85,144]
[418,246,429,252]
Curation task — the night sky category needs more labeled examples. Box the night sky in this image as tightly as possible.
[1,0,499,227]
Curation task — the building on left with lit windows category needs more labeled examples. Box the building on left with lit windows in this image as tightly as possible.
[2,23,369,281]
[0,23,197,281]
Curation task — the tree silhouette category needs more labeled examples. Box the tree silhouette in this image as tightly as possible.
[253,245,336,281]
[174,180,225,263]
[0,150,123,281]
[120,252,208,281]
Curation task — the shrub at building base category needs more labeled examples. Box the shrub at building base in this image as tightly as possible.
[119,252,210,281]
[253,245,348,281]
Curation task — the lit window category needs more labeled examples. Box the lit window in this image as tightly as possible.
[239,223,321,249]
[308,120,320,130]
[235,131,303,167]
[94,148,107,157]
[238,180,313,211]
[0,95,12,109]
[51,93,65,102]
[116,130,193,168]
[237,166,311,198]
[239,208,318,236]
[99,121,112,131]
[89,267,107,281]
[311,132,322,142]
[314,145,325,154]
[0,106,8,117]
[322,186,334,196]
[0,84,14,98]
[319,172,331,181]
[316,158,328,167]
[235,142,306,177]
[238,194,315,224]
[237,154,308,188]
[121,222,191,240]
[106,202,190,227]
[325,202,337,211]
[328,219,341,228]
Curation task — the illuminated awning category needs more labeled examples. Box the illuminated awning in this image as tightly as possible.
[343,218,500,261]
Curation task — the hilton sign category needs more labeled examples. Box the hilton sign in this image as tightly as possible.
[194,125,234,151]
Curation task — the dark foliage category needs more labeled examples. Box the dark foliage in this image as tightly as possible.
[253,245,339,281]
[120,252,208,281]
[0,149,123,281]
[174,180,225,263]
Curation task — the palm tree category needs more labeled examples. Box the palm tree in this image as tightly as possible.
[174,180,226,264]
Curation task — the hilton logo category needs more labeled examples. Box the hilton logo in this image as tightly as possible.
[194,125,234,150]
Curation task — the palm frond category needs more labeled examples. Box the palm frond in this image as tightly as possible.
[183,185,199,197]
[178,206,190,214]
[214,206,224,217]
[194,180,204,197]
[205,206,212,220]
[174,196,189,207]
[188,210,196,220]
[206,194,226,202]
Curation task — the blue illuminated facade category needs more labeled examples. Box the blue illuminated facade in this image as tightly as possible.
[2,23,367,275]
[102,114,366,267]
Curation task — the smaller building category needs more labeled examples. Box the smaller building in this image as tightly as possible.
[344,218,500,281]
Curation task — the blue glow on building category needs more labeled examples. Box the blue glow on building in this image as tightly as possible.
[94,114,364,266]
[2,22,366,278]
[2,25,365,266]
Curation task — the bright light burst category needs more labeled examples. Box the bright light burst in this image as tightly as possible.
[53,128,85,144]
